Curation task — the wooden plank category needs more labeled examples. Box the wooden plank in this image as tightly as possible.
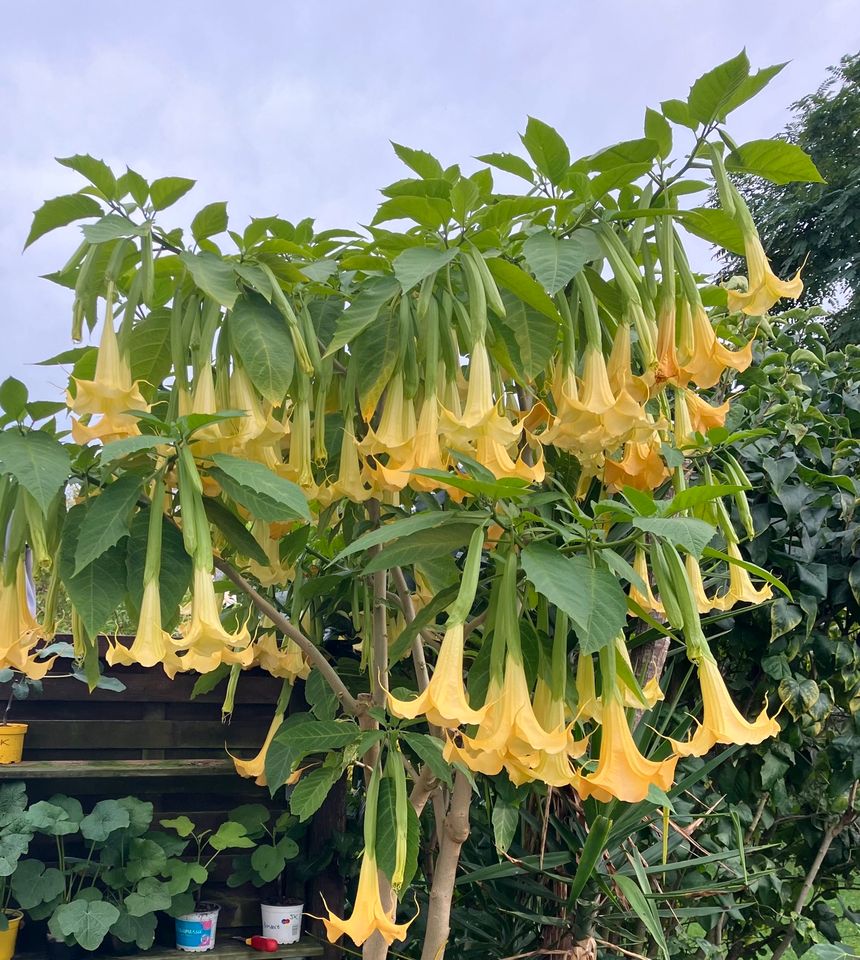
[24,672,284,703]
[24,720,265,750]
[20,938,324,958]
[0,759,237,778]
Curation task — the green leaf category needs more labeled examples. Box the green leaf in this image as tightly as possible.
[663,483,743,515]
[770,598,803,641]
[375,777,420,888]
[25,800,74,835]
[110,908,157,949]
[389,583,459,663]
[125,509,192,627]
[54,899,120,951]
[521,117,570,185]
[720,62,787,115]
[678,208,747,257]
[335,510,485,562]
[849,561,860,606]
[202,498,269,566]
[726,139,825,185]
[80,799,131,841]
[493,292,557,382]
[58,504,128,636]
[353,305,400,416]
[614,874,669,960]
[191,202,229,242]
[74,473,142,575]
[703,546,791,598]
[522,230,600,295]
[475,152,534,183]
[372,196,451,230]
[118,167,149,206]
[400,732,452,787]
[25,193,104,248]
[590,163,653,197]
[0,834,30,877]
[588,138,658,171]
[149,176,195,211]
[492,800,519,854]
[250,844,288,883]
[160,816,195,838]
[393,246,458,292]
[57,154,117,198]
[391,142,443,180]
[486,257,562,323]
[779,676,820,719]
[567,815,612,902]
[230,291,295,403]
[0,378,28,419]
[632,516,716,558]
[289,764,342,822]
[688,50,750,124]
[99,436,164,466]
[82,214,145,244]
[323,276,399,357]
[521,543,627,654]
[125,839,168,882]
[210,453,311,522]
[129,308,173,393]
[660,99,696,130]
[272,715,361,757]
[362,522,477,575]
[179,251,238,309]
[0,429,70,515]
[12,860,65,909]
[209,820,255,851]
[644,109,673,158]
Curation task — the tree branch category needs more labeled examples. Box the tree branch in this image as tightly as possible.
[213,554,360,716]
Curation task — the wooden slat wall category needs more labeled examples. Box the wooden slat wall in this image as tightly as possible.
[11,637,341,955]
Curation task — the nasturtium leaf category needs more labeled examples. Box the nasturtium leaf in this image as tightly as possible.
[12,859,66,909]
[80,799,131,842]
[0,429,70,515]
[230,291,295,403]
[52,899,120,951]
[125,839,168,882]
[109,907,157,950]
[25,193,104,248]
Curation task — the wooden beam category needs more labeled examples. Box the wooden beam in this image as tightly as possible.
[0,759,238,778]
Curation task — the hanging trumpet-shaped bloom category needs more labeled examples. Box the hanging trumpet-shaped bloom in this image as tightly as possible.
[389,622,486,729]
[281,395,318,498]
[628,547,663,615]
[607,323,649,404]
[222,364,285,468]
[322,416,372,504]
[230,684,293,786]
[603,428,669,493]
[545,345,650,469]
[173,566,253,673]
[250,632,310,681]
[107,578,184,678]
[653,301,681,391]
[575,644,664,724]
[474,434,545,484]
[726,217,803,317]
[670,648,779,757]
[573,685,678,804]
[677,301,752,390]
[716,541,773,609]
[247,521,294,588]
[685,554,719,614]
[683,390,730,439]
[0,565,53,680]
[361,373,417,461]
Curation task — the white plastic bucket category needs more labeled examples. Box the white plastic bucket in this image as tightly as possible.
[261,901,303,944]
[175,904,220,952]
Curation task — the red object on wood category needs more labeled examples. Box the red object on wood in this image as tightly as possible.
[234,935,279,952]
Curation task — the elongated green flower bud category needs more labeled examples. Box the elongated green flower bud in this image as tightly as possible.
[649,541,684,629]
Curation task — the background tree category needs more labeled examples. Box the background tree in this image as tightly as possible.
[717,52,860,343]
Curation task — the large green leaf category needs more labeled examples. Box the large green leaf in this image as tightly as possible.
[191,201,229,242]
[391,142,443,179]
[400,732,452,786]
[632,516,715,558]
[494,293,558,381]
[362,522,476,575]
[353,305,400,416]
[129,309,173,394]
[371,196,451,230]
[522,229,600,295]
[614,874,669,960]
[588,138,658,171]
[25,193,104,248]
[74,473,143,575]
[125,509,193,626]
[57,155,117,199]
[230,292,295,403]
[0,378,28,419]
[0,430,70,515]
[688,50,750,124]
[323,276,399,357]
[520,117,569,185]
[678,208,746,257]
[210,453,311,522]
[521,543,626,654]
[109,907,157,949]
[149,176,195,211]
[179,251,238,308]
[80,799,131,841]
[12,860,65,909]
[393,246,458,292]
[52,899,120,952]
[289,764,342,822]
[486,258,562,323]
[475,152,534,183]
[334,510,487,562]
[58,504,128,636]
[726,139,824,185]
[202,498,269,566]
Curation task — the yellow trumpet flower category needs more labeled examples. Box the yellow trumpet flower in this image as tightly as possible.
[250,633,309,681]
[173,567,253,673]
[575,645,664,724]
[0,565,54,680]
[223,365,285,468]
[361,373,417,460]
[607,323,649,404]
[475,435,545,484]
[685,554,719,614]
[229,697,287,786]
[321,850,415,947]
[247,521,294,588]
[677,302,752,390]
[726,220,803,316]
[573,690,678,804]
[388,622,486,729]
[603,429,669,493]
[629,547,663,615]
[107,578,184,678]
[321,417,373,504]
[683,390,730,439]
[670,650,779,757]
[716,541,773,609]
[281,396,318,498]
[653,301,680,391]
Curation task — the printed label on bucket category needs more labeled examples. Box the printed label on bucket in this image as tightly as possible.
[261,902,303,944]
[176,916,216,950]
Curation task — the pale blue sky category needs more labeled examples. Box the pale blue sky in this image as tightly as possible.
[1,0,857,401]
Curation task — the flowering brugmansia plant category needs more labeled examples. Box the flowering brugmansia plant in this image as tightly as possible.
[0,51,823,960]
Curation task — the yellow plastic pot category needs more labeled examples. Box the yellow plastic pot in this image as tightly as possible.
[0,724,27,764]
[0,909,22,960]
